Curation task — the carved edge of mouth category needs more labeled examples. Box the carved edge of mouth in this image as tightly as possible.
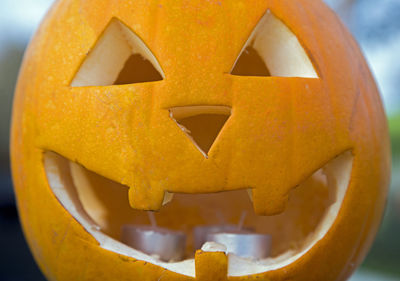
[43,150,353,277]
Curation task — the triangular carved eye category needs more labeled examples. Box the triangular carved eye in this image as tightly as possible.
[231,10,318,78]
[71,18,164,87]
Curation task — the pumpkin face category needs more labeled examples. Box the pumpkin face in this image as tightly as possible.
[11,0,390,280]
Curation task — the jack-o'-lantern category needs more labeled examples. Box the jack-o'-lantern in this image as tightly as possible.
[11,0,391,280]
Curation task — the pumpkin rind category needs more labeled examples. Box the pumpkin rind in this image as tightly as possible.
[11,0,390,280]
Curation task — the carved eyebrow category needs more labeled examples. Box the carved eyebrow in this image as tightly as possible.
[71,18,164,87]
[230,10,318,78]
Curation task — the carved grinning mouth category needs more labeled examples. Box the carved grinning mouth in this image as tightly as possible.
[44,150,353,277]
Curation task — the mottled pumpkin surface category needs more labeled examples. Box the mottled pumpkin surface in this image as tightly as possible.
[11,0,390,280]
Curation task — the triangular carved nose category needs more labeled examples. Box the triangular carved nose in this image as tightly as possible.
[169,106,231,158]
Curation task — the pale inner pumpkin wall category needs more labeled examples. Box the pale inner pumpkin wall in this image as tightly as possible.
[231,10,318,78]
[70,18,164,87]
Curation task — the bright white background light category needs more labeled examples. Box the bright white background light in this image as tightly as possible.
[0,0,54,41]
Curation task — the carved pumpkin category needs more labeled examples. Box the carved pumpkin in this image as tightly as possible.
[11,0,390,280]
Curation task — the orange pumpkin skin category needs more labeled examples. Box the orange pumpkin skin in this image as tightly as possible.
[11,0,390,281]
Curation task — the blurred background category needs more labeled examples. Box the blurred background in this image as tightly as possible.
[0,0,399,280]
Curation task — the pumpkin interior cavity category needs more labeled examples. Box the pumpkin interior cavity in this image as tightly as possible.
[70,18,164,87]
[169,106,232,157]
[231,45,271,77]
[231,10,318,78]
[44,151,352,276]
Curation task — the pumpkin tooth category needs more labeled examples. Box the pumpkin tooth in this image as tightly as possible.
[252,189,289,216]
[162,192,174,205]
[195,248,228,281]
[128,184,166,211]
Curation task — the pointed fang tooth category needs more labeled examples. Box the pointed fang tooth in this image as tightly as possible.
[163,192,174,205]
